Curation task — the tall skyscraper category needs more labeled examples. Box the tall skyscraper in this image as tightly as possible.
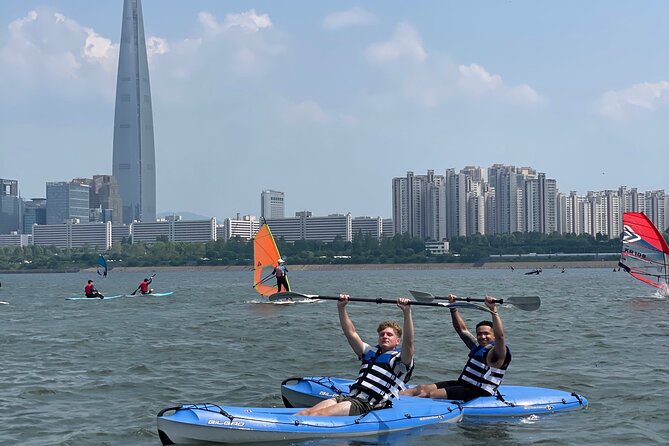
[112,0,156,224]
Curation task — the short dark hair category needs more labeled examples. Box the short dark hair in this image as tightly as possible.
[476,320,493,330]
[87,280,93,283]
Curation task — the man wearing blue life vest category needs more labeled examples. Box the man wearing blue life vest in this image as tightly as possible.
[296,294,414,416]
[401,294,510,401]
[272,258,290,292]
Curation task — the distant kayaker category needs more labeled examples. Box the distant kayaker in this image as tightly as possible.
[295,294,414,416]
[272,258,290,292]
[401,295,510,401]
[139,277,154,295]
[84,280,104,299]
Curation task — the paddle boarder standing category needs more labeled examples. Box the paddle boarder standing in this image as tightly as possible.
[84,280,104,299]
[296,294,414,416]
[273,259,290,292]
[401,295,510,401]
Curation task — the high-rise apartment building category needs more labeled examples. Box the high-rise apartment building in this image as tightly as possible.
[261,190,285,219]
[112,0,156,224]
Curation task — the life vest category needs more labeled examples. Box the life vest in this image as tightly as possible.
[275,265,285,278]
[349,345,414,407]
[85,283,94,295]
[458,342,511,396]
[139,281,149,293]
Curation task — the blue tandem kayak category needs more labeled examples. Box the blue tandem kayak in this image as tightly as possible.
[281,376,588,418]
[157,398,462,444]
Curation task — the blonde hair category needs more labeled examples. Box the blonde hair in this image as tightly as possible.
[377,320,402,338]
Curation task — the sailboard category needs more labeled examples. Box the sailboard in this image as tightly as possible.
[97,255,108,277]
[619,212,669,296]
[253,223,290,297]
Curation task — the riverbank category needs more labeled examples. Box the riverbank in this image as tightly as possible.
[63,259,618,274]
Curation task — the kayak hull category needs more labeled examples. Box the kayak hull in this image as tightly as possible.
[157,400,462,444]
[281,376,588,418]
[65,294,124,301]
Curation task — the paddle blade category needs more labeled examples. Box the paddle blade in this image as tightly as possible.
[409,290,435,302]
[506,296,541,311]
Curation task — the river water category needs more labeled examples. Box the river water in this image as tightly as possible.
[0,267,667,445]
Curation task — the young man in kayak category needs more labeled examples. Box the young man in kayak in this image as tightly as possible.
[138,277,154,295]
[272,258,289,292]
[401,294,510,401]
[296,294,414,416]
[84,280,104,299]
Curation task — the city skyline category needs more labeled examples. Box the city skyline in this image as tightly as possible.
[0,1,667,220]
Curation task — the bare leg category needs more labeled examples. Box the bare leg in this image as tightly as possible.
[400,384,438,398]
[295,398,352,416]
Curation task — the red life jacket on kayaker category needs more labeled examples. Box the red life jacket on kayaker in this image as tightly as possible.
[85,283,94,295]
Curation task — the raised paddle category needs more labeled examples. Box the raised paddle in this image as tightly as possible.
[409,290,541,311]
[268,291,489,311]
[131,273,156,296]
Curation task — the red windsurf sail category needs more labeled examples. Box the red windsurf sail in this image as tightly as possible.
[619,212,669,291]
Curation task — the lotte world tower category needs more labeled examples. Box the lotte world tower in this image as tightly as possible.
[112,0,156,224]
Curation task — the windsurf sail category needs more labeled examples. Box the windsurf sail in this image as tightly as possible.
[253,223,289,296]
[619,212,669,291]
[96,255,108,277]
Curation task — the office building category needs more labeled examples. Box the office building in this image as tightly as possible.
[22,198,47,234]
[261,190,285,219]
[0,178,21,234]
[46,181,90,225]
[221,215,260,241]
[112,0,156,223]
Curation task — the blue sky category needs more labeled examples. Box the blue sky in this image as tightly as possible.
[0,1,667,220]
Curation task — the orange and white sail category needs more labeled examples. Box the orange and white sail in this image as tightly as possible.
[253,223,289,296]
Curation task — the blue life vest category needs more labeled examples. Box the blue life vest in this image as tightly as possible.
[458,342,511,396]
[349,345,414,407]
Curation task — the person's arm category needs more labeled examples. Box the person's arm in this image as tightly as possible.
[448,294,477,348]
[485,296,507,368]
[397,298,414,366]
[338,294,365,357]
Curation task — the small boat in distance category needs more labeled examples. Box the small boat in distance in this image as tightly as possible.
[619,212,669,297]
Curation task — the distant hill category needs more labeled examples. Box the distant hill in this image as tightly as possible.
[157,211,213,221]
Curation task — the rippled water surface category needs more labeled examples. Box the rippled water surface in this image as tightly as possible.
[0,267,667,445]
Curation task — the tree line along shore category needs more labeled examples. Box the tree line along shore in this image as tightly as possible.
[0,231,626,273]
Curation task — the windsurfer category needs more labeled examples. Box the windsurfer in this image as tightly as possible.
[84,280,104,299]
[295,294,414,416]
[401,295,510,402]
[273,259,290,292]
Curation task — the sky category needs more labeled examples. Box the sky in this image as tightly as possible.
[0,1,667,221]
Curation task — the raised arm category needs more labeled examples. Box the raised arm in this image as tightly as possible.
[448,294,477,348]
[484,296,507,368]
[397,298,414,366]
[338,294,365,357]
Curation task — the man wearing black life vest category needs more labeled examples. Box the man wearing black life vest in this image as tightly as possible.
[296,294,414,416]
[401,294,510,401]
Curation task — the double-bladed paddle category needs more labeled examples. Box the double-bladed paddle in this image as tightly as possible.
[131,273,156,296]
[268,291,489,311]
[409,290,541,311]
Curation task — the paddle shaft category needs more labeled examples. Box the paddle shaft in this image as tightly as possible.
[272,292,449,307]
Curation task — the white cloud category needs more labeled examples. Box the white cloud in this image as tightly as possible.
[323,7,376,30]
[147,36,169,57]
[281,100,329,124]
[458,63,503,93]
[599,81,669,120]
[198,9,272,36]
[366,23,427,64]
